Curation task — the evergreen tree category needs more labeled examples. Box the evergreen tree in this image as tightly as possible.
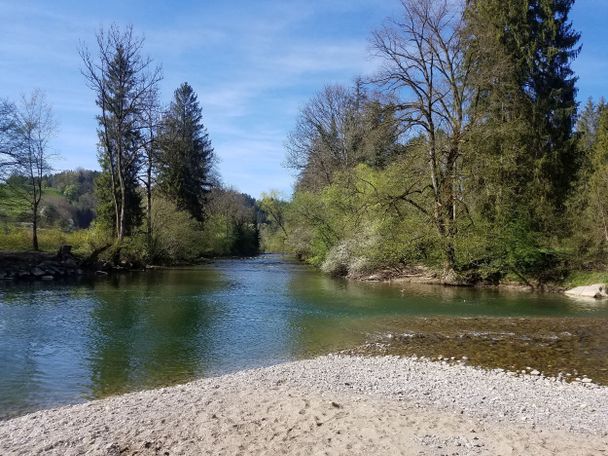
[528,0,581,213]
[467,0,580,230]
[577,98,607,157]
[157,83,214,221]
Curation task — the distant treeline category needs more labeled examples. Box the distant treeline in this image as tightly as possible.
[260,0,607,287]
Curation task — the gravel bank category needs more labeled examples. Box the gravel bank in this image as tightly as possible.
[1,355,607,455]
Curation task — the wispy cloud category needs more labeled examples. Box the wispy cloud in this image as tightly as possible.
[0,1,399,196]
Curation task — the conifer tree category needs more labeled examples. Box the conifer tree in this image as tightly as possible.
[157,83,214,221]
[467,0,580,230]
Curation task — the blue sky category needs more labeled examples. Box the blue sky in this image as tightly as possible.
[0,0,606,198]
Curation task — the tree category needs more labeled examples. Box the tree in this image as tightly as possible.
[286,83,402,192]
[203,188,260,256]
[286,84,363,191]
[577,98,606,157]
[259,191,289,238]
[568,105,608,259]
[157,82,214,221]
[371,0,478,273]
[466,0,580,232]
[0,99,20,180]
[80,25,161,242]
[528,0,581,214]
[139,86,162,254]
[10,91,56,250]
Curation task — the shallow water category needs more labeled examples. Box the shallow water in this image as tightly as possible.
[1,254,607,418]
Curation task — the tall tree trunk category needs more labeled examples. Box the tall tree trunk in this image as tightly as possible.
[146,159,152,255]
[32,205,39,251]
[116,142,126,242]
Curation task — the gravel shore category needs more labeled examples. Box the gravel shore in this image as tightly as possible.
[1,355,607,455]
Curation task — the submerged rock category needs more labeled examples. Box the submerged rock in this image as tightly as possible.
[565,284,608,299]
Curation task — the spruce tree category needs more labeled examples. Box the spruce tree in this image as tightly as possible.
[467,0,580,230]
[157,83,214,221]
[528,0,581,213]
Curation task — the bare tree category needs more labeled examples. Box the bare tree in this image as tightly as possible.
[139,86,161,255]
[370,0,477,272]
[80,25,162,242]
[10,90,56,250]
[285,84,366,191]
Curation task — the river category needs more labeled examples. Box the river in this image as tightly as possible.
[1,254,607,419]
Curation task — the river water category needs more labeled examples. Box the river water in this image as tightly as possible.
[1,254,607,418]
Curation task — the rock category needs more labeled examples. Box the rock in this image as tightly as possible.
[31,267,46,277]
[530,370,541,376]
[56,245,72,260]
[41,275,54,281]
[565,284,608,299]
[63,258,77,268]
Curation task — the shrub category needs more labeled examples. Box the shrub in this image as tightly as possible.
[149,197,205,263]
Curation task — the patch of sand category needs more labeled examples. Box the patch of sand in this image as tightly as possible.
[1,356,606,455]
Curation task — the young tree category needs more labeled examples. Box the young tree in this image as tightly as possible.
[157,82,214,221]
[11,91,56,250]
[80,25,161,242]
[371,0,478,273]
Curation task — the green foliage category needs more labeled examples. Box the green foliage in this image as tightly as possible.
[149,196,205,263]
[0,224,91,254]
[563,271,608,288]
[157,82,214,221]
[201,188,259,257]
[94,155,142,237]
[567,103,608,265]
[258,191,289,253]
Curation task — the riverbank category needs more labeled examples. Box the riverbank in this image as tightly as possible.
[1,355,606,455]
[353,264,608,296]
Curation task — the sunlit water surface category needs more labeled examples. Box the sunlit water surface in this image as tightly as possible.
[1,254,607,418]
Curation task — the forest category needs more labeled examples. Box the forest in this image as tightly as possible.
[260,0,608,288]
[0,0,606,287]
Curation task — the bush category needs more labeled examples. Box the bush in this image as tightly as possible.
[150,197,205,263]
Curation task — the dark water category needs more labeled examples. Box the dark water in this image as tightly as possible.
[1,254,607,419]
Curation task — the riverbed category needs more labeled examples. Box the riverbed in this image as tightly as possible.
[1,254,607,419]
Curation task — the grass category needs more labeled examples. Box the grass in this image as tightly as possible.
[0,184,67,222]
[562,270,608,288]
[0,225,93,255]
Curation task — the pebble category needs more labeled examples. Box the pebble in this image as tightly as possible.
[1,354,607,452]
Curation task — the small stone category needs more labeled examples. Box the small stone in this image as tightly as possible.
[31,267,45,277]
[530,370,540,376]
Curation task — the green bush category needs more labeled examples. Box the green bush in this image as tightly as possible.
[150,197,205,263]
